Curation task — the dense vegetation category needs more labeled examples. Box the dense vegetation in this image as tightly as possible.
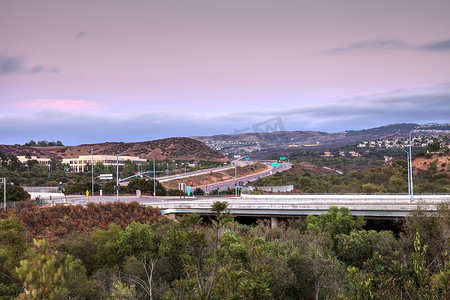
[252,158,450,194]
[0,201,449,299]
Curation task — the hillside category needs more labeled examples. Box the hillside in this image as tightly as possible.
[193,123,419,148]
[0,137,228,162]
[413,153,450,174]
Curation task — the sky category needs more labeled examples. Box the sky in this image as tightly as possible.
[1,0,449,145]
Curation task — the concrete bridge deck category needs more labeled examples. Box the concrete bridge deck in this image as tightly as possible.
[142,194,449,218]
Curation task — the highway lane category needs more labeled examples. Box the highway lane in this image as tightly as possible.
[198,162,291,193]
[157,161,253,182]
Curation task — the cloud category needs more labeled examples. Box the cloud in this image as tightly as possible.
[0,53,59,75]
[29,99,99,111]
[0,54,24,75]
[275,84,450,130]
[76,31,86,39]
[1,84,448,145]
[325,38,450,54]
[29,66,59,74]
[421,40,450,51]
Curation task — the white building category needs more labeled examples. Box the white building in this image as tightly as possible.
[62,155,147,173]
[17,156,52,168]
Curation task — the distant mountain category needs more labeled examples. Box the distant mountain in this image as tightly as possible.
[0,137,228,162]
[192,123,420,148]
[192,123,450,158]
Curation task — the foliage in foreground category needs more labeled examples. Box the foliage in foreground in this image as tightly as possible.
[0,202,449,299]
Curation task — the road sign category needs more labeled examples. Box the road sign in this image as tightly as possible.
[280,157,286,160]
[271,163,280,167]
[178,183,185,190]
[245,157,250,161]
[100,174,113,180]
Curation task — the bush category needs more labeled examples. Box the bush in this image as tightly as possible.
[0,184,30,202]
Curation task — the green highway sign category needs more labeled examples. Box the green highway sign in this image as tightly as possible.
[271,163,280,167]
[245,157,250,160]
[280,157,286,160]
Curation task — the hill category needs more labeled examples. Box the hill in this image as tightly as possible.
[193,123,419,148]
[192,123,450,158]
[0,137,228,162]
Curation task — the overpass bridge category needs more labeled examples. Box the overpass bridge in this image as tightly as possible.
[142,194,449,225]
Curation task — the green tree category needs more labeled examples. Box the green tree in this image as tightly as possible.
[426,141,441,152]
[126,178,153,194]
[307,206,365,240]
[361,183,387,194]
[0,215,29,298]
[16,238,74,300]
[0,184,30,202]
[91,223,123,270]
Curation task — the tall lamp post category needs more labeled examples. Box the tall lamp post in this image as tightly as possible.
[116,149,133,201]
[1,178,6,211]
[148,156,156,197]
[91,148,94,196]
[399,148,410,195]
[408,123,440,201]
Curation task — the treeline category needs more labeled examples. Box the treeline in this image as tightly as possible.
[22,140,64,147]
[253,159,449,194]
[0,202,448,299]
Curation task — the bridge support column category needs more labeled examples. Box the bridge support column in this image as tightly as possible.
[166,213,177,220]
[271,217,280,228]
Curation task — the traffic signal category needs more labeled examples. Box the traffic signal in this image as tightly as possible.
[210,170,212,175]
[190,181,193,186]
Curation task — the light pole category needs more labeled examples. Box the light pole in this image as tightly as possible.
[116,149,132,201]
[58,181,63,203]
[1,178,6,211]
[148,156,156,197]
[399,147,410,195]
[91,148,94,196]
[408,123,440,201]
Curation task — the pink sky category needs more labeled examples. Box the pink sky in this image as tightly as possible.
[1,0,449,145]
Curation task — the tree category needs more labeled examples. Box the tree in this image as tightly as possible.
[16,238,74,299]
[91,223,123,270]
[307,206,365,240]
[426,141,441,152]
[117,222,160,300]
[361,182,387,194]
[127,178,153,194]
[0,184,30,202]
[0,215,29,298]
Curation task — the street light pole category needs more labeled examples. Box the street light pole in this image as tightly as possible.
[400,147,410,195]
[1,178,6,211]
[91,148,94,196]
[408,123,441,202]
[234,163,238,197]
[149,156,156,197]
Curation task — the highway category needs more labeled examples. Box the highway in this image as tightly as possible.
[200,162,291,192]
